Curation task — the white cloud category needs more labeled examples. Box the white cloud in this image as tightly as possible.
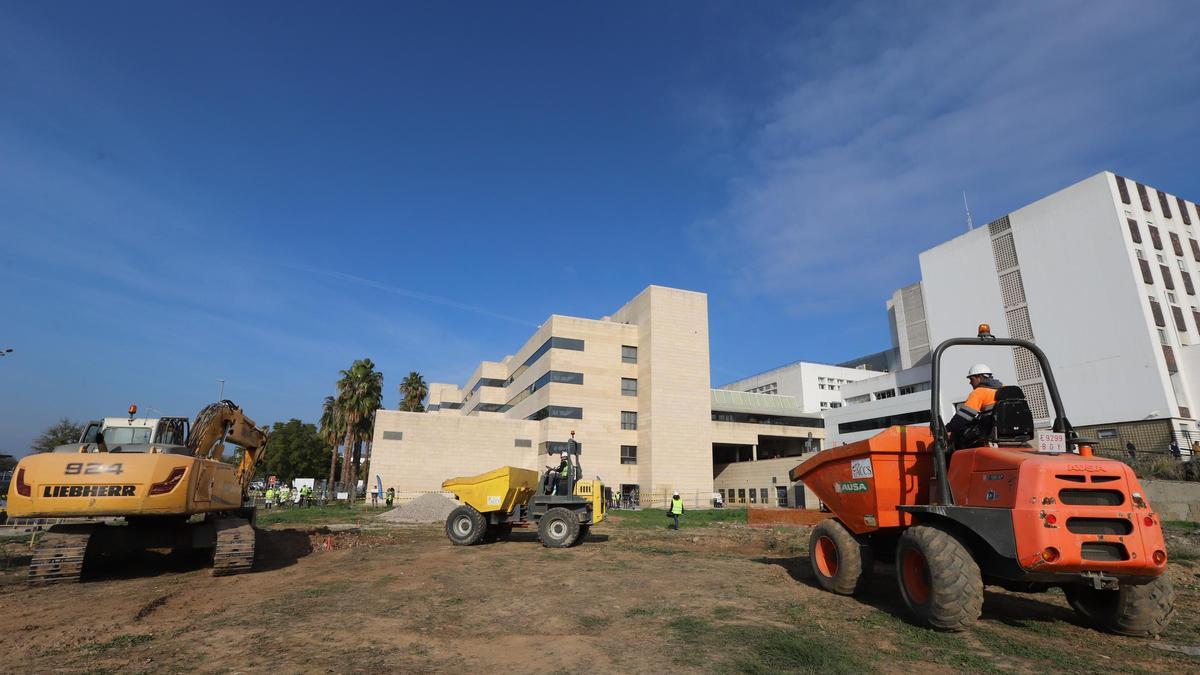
[696,0,1200,311]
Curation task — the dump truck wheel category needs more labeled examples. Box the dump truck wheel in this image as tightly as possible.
[895,526,983,631]
[571,524,590,547]
[808,519,872,595]
[538,508,579,548]
[1063,575,1175,637]
[445,506,487,546]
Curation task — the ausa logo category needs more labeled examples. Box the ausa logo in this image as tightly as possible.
[835,481,869,494]
[43,485,136,498]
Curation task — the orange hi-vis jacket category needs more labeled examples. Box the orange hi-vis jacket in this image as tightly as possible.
[963,385,998,413]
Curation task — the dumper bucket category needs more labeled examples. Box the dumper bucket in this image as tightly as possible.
[441,466,539,514]
[789,426,934,534]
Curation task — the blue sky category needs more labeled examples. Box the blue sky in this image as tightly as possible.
[2,1,1198,455]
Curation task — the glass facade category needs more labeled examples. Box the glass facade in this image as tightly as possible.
[526,405,584,421]
[710,411,822,427]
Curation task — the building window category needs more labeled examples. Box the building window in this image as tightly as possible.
[760,488,769,504]
[874,389,896,400]
[1157,253,1166,263]
[1168,291,1178,304]
[514,438,532,448]
[738,488,746,503]
[1159,328,1170,345]
[1172,232,1185,257]
[829,402,843,408]
[1136,248,1145,259]
[526,405,583,421]
[621,378,638,396]
[621,345,637,364]
[749,488,757,504]
[621,411,638,430]
[1179,260,1187,271]
[620,445,637,465]
[382,431,403,440]
[1128,219,1142,244]
[1139,259,1154,284]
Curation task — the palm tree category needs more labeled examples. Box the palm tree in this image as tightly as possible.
[336,358,383,495]
[399,371,428,412]
[319,395,343,499]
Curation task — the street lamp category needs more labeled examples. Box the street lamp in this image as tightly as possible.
[217,379,225,401]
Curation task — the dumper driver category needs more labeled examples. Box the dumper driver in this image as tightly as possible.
[946,363,1003,449]
[554,453,571,495]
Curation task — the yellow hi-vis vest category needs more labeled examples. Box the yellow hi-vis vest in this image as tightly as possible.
[670,497,684,515]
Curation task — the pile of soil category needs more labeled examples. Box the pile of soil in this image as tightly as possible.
[378,493,459,523]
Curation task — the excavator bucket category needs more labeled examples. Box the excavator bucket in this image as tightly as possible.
[790,426,935,534]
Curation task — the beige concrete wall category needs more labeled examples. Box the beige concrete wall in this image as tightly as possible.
[370,410,538,494]
[1143,479,1200,521]
[710,420,823,446]
[713,455,821,509]
[612,286,714,498]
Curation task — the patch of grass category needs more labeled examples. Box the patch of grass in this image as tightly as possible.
[853,612,999,672]
[609,508,747,529]
[624,605,676,618]
[666,615,711,644]
[665,614,868,674]
[712,605,737,620]
[627,544,691,556]
[257,503,388,527]
[975,625,1092,670]
[88,633,154,652]
[723,624,865,675]
[1165,520,1200,531]
[578,615,612,632]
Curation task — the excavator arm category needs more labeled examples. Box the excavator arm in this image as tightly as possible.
[187,400,268,495]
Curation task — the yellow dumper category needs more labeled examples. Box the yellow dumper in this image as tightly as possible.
[441,436,605,548]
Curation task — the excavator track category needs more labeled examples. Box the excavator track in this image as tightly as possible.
[27,525,93,585]
[211,517,255,577]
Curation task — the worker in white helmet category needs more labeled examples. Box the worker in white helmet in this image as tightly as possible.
[946,364,1003,449]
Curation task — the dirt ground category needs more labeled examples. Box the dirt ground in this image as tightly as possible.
[2,517,1200,674]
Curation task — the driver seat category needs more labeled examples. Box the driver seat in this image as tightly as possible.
[989,385,1035,444]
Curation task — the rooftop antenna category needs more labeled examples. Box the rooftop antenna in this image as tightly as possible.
[963,190,975,231]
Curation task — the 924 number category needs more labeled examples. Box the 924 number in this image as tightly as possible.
[64,462,123,475]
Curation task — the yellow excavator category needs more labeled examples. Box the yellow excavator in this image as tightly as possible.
[6,400,268,584]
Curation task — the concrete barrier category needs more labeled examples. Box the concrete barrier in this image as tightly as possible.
[1144,479,1200,522]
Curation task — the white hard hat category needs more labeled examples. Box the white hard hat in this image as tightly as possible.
[967,363,993,377]
[672,492,679,497]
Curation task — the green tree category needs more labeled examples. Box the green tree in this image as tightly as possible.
[261,419,332,482]
[0,454,16,472]
[399,371,428,412]
[32,418,84,453]
[319,395,344,497]
[335,359,383,494]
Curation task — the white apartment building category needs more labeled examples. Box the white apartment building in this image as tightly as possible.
[370,285,825,508]
[829,171,1200,457]
[721,360,882,412]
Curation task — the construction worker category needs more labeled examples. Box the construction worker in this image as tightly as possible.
[668,492,684,530]
[264,486,274,510]
[947,363,1003,449]
[554,453,570,495]
[385,486,395,507]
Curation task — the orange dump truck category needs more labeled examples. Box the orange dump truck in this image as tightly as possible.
[790,325,1174,636]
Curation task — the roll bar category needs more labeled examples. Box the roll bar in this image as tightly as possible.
[928,326,1075,505]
